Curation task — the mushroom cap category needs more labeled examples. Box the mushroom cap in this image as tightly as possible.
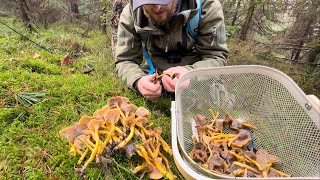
[207,153,226,169]
[232,129,251,148]
[256,149,280,170]
[202,133,212,145]
[87,119,105,131]
[59,124,87,143]
[104,108,121,123]
[74,134,89,150]
[108,96,129,107]
[135,107,150,118]
[194,114,210,126]
[120,102,137,114]
[149,166,163,179]
[124,143,136,158]
[78,116,94,127]
[136,116,148,126]
[93,105,110,120]
[148,127,162,137]
[193,149,208,163]
[214,119,225,131]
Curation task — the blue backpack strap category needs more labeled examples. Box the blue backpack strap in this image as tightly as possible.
[187,0,202,39]
[140,34,155,75]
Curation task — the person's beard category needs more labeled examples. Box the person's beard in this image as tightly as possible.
[143,2,177,26]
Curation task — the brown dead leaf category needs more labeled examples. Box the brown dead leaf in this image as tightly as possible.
[33,53,40,58]
[61,54,72,66]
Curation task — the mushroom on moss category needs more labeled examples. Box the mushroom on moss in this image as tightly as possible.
[81,119,105,171]
[135,107,151,119]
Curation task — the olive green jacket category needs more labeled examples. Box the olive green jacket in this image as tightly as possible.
[115,0,228,89]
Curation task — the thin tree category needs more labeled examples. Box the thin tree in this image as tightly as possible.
[239,0,256,41]
[68,0,79,19]
[16,0,33,30]
[111,0,128,58]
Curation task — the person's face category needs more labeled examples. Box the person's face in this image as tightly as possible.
[142,0,177,26]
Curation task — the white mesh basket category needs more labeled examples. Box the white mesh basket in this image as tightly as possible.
[171,65,320,179]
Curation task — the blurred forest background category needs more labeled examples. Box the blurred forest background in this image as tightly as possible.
[1,0,319,96]
[0,0,319,179]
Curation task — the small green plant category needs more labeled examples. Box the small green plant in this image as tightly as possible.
[16,93,46,106]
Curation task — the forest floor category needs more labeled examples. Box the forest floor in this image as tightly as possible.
[0,17,317,179]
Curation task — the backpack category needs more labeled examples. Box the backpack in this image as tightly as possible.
[142,0,203,75]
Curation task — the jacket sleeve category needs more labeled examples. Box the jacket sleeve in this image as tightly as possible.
[188,0,228,69]
[115,4,145,89]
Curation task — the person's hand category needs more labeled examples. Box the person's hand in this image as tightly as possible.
[136,74,162,101]
[161,66,189,92]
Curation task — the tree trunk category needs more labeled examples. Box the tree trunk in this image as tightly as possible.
[239,0,256,41]
[307,42,320,63]
[231,0,241,26]
[111,0,128,58]
[68,0,79,19]
[290,18,315,61]
[18,0,33,30]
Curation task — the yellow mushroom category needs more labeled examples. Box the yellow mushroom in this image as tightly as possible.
[93,105,110,120]
[270,167,291,177]
[263,158,276,177]
[78,116,94,127]
[136,146,156,169]
[100,108,121,153]
[241,120,257,130]
[208,108,219,127]
[132,165,146,174]
[158,136,172,155]
[229,151,251,163]
[145,145,176,180]
[233,169,245,176]
[81,119,105,171]
[233,161,259,174]
[135,107,151,119]
[244,155,263,171]
[149,166,164,179]
[77,148,89,165]
[116,123,135,149]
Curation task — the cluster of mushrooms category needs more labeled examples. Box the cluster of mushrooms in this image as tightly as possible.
[59,96,176,179]
[189,109,290,178]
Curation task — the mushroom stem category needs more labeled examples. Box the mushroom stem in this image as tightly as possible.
[263,158,276,177]
[241,121,257,130]
[233,161,259,174]
[229,151,251,163]
[83,130,109,135]
[132,165,146,174]
[158,136,172,155]
[86,137,95,150]
[270,167,291,177]
[81,132,100,171]
[208,108,218,127]
[69,144,77,156]
[77,148,89,165]
[233,169,245,176]
[159,152,170,171]
[146,146,175,180]
[99,122,115,154]
[116,123,135,149]
[137,147,155,169]
[244,155,263,171]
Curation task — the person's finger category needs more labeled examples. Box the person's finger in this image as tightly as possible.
[162,75,175,92]
[144,80,161,92]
